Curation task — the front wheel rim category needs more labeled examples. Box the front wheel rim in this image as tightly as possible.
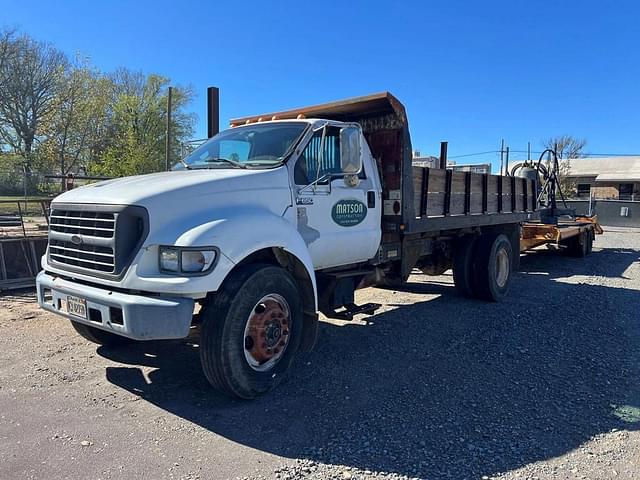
[243,294,291,372]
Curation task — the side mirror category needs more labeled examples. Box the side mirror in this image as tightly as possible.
[340,127,362,174]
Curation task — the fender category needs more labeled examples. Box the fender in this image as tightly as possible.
[174,209,318,308]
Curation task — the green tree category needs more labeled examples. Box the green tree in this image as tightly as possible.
[90,71,195,177]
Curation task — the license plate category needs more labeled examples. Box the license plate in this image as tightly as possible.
[66,295,87,319]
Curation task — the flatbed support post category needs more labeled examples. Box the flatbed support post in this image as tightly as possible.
[420,168,429,217]
[464,172,472,214]
[444,169,452,216]
[481,174,488,213]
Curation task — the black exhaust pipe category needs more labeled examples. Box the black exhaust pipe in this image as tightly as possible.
[207,86,220,138]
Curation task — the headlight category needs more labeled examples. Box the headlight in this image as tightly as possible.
[159,247,217,274]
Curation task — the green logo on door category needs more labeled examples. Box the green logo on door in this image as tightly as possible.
[332,199,367,227]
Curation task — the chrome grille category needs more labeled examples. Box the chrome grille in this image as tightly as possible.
[48,209,117,273]
[49,239,115,273]
[47,204,148,278]
[49,211,116,238]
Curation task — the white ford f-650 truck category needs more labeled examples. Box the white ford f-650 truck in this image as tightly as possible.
[37,93,536,398]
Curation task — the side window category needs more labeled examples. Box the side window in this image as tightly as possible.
[576,183,591,198]
[294,127,341,185]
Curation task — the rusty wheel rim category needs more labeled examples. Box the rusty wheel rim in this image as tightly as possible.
[243,294,291,372]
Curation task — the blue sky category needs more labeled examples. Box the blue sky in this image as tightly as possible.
[2,0,639,168]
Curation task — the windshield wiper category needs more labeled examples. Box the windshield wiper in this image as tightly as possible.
[178,159,192,170]
[204,157,247,169]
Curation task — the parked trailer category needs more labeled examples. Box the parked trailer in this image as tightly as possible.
[37,91,595,399]
[521,216,603,257]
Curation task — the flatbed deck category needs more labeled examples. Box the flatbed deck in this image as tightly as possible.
[520,216,603,252]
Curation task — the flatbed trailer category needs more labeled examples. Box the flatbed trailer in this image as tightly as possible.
[521,216,603,256]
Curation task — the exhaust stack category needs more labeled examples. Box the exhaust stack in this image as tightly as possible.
[207,86,220,138]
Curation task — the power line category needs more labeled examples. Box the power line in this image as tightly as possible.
[447,150,499,159]
[508,150,640,157]
[448,149,640,159]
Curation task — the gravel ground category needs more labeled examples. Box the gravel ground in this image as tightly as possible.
[1,228,639,480]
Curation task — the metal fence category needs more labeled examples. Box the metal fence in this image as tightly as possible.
[0,168,61,196]
[565,199,640,228]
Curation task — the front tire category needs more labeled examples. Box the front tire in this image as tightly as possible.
[71,321,133,347]
[199,264,303,399]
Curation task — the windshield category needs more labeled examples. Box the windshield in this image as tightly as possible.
[177,122,308,169]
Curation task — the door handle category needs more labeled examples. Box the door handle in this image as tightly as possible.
[367,191,376,208]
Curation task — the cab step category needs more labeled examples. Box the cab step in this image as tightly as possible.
[324,302,381,321]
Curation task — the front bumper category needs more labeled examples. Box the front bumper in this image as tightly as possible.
[36,271,195,340]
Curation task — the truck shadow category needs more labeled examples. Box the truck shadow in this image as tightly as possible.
[99,246,640,479]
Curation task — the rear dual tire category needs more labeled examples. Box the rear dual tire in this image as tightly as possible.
[453,233,514,302]
[565,230,593,257]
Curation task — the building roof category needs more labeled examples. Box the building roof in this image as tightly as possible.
[509,156,640,182]
[563,156,640,178]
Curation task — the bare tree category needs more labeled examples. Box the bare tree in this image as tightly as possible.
[0,28,17,92]
[544,135,586,160]
[0,33,67,164]
[39,58,113,189]
[543,135,587,197]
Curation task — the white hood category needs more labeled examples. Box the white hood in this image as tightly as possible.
[52,167,293,244]
[55,168,288,207]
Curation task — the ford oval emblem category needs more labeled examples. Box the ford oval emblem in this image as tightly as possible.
[70,234,83,245]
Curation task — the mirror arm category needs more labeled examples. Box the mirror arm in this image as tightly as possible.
[298,172,336,193]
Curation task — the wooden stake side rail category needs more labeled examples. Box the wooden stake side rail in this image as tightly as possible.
[412,167,536,219]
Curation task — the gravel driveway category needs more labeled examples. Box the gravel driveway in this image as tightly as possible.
[1,229,639,480]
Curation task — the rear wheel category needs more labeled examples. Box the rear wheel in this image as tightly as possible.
[71,321,133,347]
[565,231,589,257]
[199,264,303,399]
[586,229,594,255]
[472,233,513,302]
[452,236,478,298]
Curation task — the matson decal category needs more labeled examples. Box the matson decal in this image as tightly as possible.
[331,199,367,227]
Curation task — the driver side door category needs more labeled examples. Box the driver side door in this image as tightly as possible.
[292,125,381,270]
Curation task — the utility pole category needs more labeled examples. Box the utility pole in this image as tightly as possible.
[165,86,173,171]
[527,142,531,162]
[499,139,505,176]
